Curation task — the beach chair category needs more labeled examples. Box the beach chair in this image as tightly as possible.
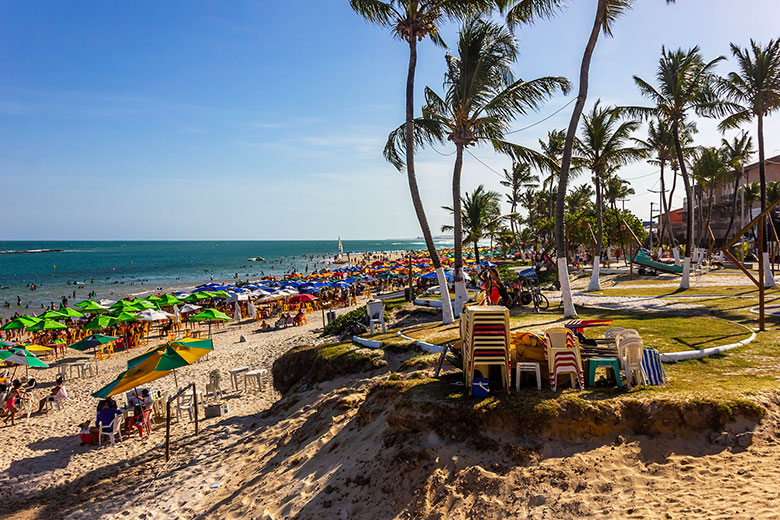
[176,392,195,422]
[619,336,648,389]
[205,370,224,402]
[641,348,667,386]
[99,418,123,447]
[366,300,386,335]
[544,328,584,392]
[462,306,510,395]
[132,409,153,438]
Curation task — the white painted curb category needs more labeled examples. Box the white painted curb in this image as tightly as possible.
[659,320,756,362]
[397,322,444,353]
[352,336,384,349]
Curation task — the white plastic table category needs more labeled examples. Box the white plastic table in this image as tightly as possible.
[229,366,250,391]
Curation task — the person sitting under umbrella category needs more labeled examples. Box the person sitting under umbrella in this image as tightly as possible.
[36,376,69,414]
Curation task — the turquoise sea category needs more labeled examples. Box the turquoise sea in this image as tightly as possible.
[0,240,446,318]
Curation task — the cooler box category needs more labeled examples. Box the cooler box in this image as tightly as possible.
[472,378,489,398]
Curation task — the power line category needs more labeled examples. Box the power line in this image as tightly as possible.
[623,169,660,181]
[430,144,455,157]
[465,149,505,179]
[505,98,577,135]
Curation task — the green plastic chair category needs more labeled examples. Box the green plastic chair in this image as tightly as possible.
[587,357,622,388]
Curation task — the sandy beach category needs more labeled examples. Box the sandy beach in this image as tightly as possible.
[0,298,366,520]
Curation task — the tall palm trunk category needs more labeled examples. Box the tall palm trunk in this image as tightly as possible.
[673,120,694,289]
[659,160,674,248]
[757,113,776,286]
[474,241,481,268]
[587,173,603,291]
[452,145,469,315]
[405,38,454,323]
[556,0,608,317]
[668,164,682,265]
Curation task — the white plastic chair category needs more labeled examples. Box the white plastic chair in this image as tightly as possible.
[99,418,123,447]
[620,336,648,389]
[177,392,195,422]
[205,370,224,402]
[366,299,386,335]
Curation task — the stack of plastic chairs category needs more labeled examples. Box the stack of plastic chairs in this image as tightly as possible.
[544,328,585,392]
[461,306,510,395]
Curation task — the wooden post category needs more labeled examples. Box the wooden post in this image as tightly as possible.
[165,398,171,461]
[759,217,765,332]
[193,383,199,436]
[629,241,633,281]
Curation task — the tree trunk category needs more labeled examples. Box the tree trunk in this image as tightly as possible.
[556,0,607,317]
[405,38,453,323]
[668,165,681,265]
[757,114,777,287]
[673,119,694,289]
[659,160,674,249]
[474,241,480,268]
[452,145,469,315]
[588,173,603,292]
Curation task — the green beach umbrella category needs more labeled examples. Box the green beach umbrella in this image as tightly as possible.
[0,316,41,331]
[58,306,84,319]
[110,311,138,323]
[0,339,16,348]
[39,309,67,320]
[189,308,232,338]
[1,348,49,376]
[69,334,119,352]
[156,294,184,306]
[184,292,210,303]
[110,300,141,312]
[84,315,118,331]
[27,318,68,332]
[131,299,157,310]
[211,290,231,299]
[76,301,108,314]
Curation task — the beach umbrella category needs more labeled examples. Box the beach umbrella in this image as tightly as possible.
[110,301,141,313]
[17,343,53,352]
[69,334,119,352]
[131,299,158,310]
[156,294,184,307]
[0,316,41,331]
[289,294,317,304]
[178,303,201,314]
[211,290,231,299]
[1,347,48,376]
[39,309,68,320]
[92,364,174,399]
[27,319,68,332]
[125,339,214,388]
[183,292,209,303]
[189,308,232,338]
[137,309,173,321]
[58,306,84,319]
[110,311,138,323]
[0,340,16,348]
[76,301,108,314]
[84,315,118,330]
[147,295,163,303]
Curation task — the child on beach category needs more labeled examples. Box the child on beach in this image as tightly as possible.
[3,380,28,426]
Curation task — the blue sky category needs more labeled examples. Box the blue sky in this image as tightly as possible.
[1,0,779,240]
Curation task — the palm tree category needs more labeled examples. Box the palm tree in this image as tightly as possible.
[574,100,642,291]
[566,184,594,213]
[443,185,503,268]
[633,119,676,247]
[385,17,569,314]
[350,0,494,323]
[501,162,539,252]
[718,39,780,287]
[604,173,635,258]
[497,0,675,317]
[741,181,761,242]
[537,129,566,224]
[628,46,728,289]
[721,131,755,241]
[691,147,729,247]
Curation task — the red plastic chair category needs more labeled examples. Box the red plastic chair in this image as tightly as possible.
[130,409,153,438]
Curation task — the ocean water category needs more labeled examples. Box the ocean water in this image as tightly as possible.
[0,239,447,318]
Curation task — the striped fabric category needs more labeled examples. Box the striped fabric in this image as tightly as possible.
[641,348,667,385]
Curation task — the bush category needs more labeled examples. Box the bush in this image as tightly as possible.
[322,307,367,337]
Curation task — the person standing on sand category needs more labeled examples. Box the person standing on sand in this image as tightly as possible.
[3,380,28,427]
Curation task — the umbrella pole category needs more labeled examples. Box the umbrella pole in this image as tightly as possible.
[174,370,179,390]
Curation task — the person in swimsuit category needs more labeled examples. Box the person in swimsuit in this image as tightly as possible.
[3,380,27,426]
